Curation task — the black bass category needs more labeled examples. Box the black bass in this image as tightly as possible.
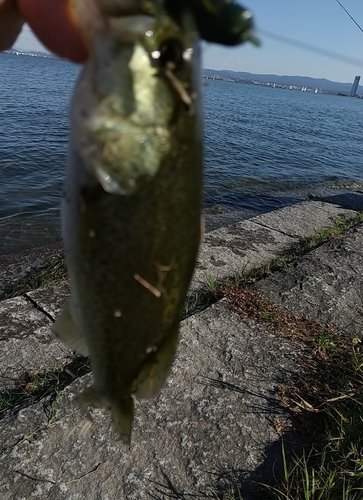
[53,0,257,444]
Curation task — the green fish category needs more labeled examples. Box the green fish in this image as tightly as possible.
[53,0,257,444]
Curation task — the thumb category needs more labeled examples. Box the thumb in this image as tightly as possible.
[16,0,88,62]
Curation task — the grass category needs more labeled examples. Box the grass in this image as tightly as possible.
[2,256,68,300]
[229,212,363,289]
[215,288,363,495]
[205,213,363,499]
[0,356,90,418]
[206,274,219,294]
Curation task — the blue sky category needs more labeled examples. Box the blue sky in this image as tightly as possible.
[14,0,363,83]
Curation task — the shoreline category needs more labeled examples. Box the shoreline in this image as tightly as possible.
[1,189,363,300]
[2,182,363,259]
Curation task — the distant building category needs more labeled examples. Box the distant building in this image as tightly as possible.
[351,76,360,97]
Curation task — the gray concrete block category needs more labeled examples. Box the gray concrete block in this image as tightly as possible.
[254,225,363,337]
[0,301,302,499]
[2,199,362,499]
[192,220,295,289]
[26,281,71,321]
[252,200,357,238]
[0,296,74,391]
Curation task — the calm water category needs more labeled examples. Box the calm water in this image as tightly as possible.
[1,52,363,255]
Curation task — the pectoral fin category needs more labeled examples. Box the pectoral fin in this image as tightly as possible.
[132,327,179,399]
[52,299,89,356]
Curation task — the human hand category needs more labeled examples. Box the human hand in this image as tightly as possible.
[0,0,88,62]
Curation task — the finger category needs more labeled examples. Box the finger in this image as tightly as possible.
[17,0,88,62]
[0,0,24,51]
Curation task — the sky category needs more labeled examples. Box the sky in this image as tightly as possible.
[13,0,363,84]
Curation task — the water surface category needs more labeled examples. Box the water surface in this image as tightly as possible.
[1,52,362,255]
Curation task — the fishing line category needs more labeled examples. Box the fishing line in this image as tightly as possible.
[335,0,363,34]
[259,29,363,69]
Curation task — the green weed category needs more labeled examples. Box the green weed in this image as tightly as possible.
[0,357,90,415]
[222,287,363,500]
[206,274,219,294]
[3,256,68,299]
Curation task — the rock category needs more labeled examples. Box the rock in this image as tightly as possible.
[251,200,358,238]
[0,296,73,392]
[253,225,363,337]
[0,301,302,499]
[193,220,295,289]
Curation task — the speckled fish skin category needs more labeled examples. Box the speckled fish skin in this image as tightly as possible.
[54,1,203,443]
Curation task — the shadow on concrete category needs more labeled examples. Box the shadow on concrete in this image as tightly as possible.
[146,433,299,500]
[195,375,288,417]
[212,434,298,500]
[146,372,301,499]
[315,191,363,212]
[148,471,213,499]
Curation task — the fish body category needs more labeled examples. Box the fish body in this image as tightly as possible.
[53,1,203,443]
[53,0,258,443]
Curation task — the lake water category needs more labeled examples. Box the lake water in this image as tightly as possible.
[1,51,363,256]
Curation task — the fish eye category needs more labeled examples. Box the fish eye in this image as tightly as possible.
[158,38,185,70]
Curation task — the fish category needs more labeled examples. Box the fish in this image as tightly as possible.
[52,0,258,444]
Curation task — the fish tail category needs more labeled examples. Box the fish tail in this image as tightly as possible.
[110,397,135,446]
[79,385,134,445]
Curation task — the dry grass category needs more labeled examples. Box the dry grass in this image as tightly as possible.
[219,287,363,499]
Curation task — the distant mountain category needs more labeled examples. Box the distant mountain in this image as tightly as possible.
[4,49,361,93]
[203,69,363,94]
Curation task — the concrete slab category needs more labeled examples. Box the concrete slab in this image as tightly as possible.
[192,220,295,289]
[252,200,358,238]
[0,296,74,391]
[1,198,362,498]
[253,225,363,338]
[192,201,360,290]
[0,300,302,499]
[26,281,71,321]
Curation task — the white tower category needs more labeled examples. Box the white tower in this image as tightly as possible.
[351,76,360,97]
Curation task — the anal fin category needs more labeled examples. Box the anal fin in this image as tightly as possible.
[52,298,89,356]
[132,327,179,399]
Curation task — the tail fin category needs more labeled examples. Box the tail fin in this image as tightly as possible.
[79,385,134,445]
[110,397,134,446]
